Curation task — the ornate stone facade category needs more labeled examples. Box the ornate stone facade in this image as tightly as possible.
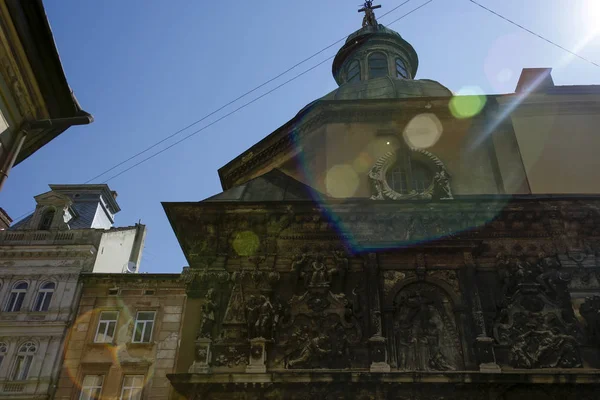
[164,197,600,399]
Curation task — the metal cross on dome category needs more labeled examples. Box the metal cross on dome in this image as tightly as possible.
[358,1,381,27]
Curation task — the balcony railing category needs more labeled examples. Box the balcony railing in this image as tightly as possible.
[0,229,98,246]
[2,382,25,393]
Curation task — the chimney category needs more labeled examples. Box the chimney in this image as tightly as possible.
[515,68,554,94]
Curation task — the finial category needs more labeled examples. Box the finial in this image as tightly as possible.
[358,1,381,27]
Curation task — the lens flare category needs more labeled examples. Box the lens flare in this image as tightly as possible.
[403,113,443,149]
[325,164,359,198]
[352,152,373,173]
[232,231,260,256]
[449,86,486,119]
[64,300,146,391]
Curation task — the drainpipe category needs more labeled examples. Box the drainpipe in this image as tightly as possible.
[0,114,93,191]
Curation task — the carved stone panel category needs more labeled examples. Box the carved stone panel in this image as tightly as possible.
[392,282,464,371]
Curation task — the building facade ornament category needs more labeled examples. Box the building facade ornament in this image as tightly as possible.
[368,149,453,200]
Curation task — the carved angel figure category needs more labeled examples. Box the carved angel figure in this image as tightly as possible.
[286,334,331,368]
[432,169,453,200]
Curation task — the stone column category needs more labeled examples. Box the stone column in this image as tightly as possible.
[465,252,500,373]
[365,253,390,372]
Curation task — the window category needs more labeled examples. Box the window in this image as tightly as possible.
[120,375,144,400]
[396,58,409,78]
[5,282,28,312]
[388,164,409,194]
[386,154,433,195]
[368,52,388,79]
[39,209,54,230]
[11,342,36,381]
[33,282,55,312]
[0,342,7,369]
[94,311,119,343]
[411,161,433,192]
[347,60,360,83]
[132,311,155,343]
[80,375,104,400]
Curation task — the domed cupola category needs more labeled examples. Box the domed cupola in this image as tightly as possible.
[333,2,419,85]
[323,2,452,101]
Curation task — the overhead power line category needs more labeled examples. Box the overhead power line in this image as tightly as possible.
[83,0,415,184]
[100,0,434,184]
[468,0,600,68]
[9,0,434,223]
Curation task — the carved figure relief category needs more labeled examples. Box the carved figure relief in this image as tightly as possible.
[212,346,248,368]
[580,296,600,344]
[493,252,582,368]
[279,291,362,369]
[392,283,463,371]
[291,251,348,291]
[198,289,218,339]
[246,295,276,340]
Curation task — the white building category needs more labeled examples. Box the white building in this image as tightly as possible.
[0,184,146,399]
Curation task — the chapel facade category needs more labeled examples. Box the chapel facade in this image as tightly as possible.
[163,3,600,399]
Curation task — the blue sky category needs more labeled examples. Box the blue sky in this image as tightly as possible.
[1,0,599,273]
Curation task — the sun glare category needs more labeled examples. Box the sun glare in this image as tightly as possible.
[582,0,600,35]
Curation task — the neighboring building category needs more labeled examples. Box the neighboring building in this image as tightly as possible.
[0,184,145,399]
[0,209,11,230]
[0,0,93,191]
[503,68,600,194]
[163,3,600,400]
[54,273,186,400]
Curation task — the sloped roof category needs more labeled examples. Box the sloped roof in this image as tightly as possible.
[203,169,323,202]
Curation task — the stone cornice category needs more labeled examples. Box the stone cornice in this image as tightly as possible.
[0,244,97,259]
[81,273,184,288]
[164,196,600,265]
[218,98,456,190]
[0,2,46,121]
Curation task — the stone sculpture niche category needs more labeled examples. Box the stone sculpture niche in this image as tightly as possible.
[392,282,463,371]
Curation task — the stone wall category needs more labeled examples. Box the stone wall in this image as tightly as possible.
[165,197,600,399]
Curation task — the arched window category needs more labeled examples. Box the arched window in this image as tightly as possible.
[347,60,361,83]
[39,209,54,230]
[396,58,409,79]
[11,342,36,381]
[386,155,433,195]
[0,342,7,369]
[34,282,55,312]
[368,52,388,79]
[5,282,28,312]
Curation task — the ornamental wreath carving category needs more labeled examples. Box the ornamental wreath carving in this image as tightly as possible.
[368,149,453,201]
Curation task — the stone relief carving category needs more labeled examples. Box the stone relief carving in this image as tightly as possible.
[368,149,452,201]
[246,295,277,340]
[580,295,600,345]
[392,283,463,371]
[428,270,460,294]
[291,250,349,291]
[198,289,218,339]
[279,290,362,369]
[212,346,248,368]
[493,252,582,368]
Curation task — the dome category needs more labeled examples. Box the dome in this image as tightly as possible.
[321,76,452,101]
[332,23,419,86]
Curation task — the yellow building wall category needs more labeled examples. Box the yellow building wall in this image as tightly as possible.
[509,96,600,194]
